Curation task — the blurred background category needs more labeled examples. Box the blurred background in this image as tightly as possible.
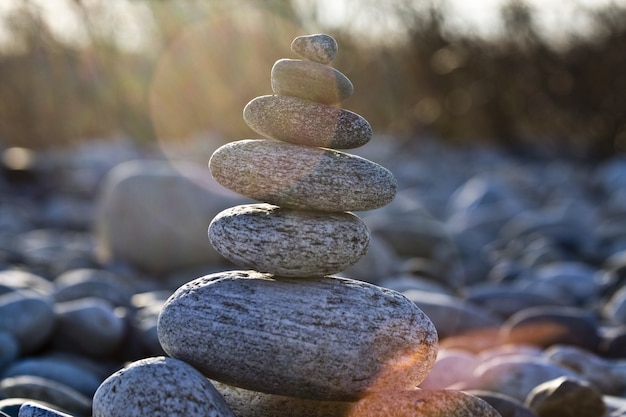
[0,0,625,160]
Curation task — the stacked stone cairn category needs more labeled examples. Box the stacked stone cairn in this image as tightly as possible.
[92,34,502,417]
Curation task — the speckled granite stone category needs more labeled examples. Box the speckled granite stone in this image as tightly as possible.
[290,34,338,64]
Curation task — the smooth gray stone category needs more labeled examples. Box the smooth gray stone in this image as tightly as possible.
[209,140,396,212]
[525,376,606,417]
[208,204,370,277]
[348,389,502,417]
[466,390,538,417]
[0,291,55,354]
[212,381,352,417]
[1,376,91,416]
[17,402,74,417]
[290,34,337,64]
[158,271,438,401]
[53,268,133,307]
[92,357,235,417]
[243,95,371,149]
[1,356,103,397]
[0,270,54,296]
[52,298,125,358]
[271,59,353,104]
[95,160,246,275]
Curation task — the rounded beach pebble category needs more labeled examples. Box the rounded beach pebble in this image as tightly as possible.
[291,34,337,64]
[243,95,371,149]
[271,59,353,104]
[157,270,438,401]
[209,139,397,212]
[92,356,235,417]
[208,203,370,277]
[347,389,502,417]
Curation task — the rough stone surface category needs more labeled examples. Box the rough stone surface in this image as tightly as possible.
[212,381,352,417]
[209,140,397,212]
[243,95,371,149]
[290,34,337,64]
[92,356,235,417]
[17,402,74,417]
[208,204,370,277]
[347,389,502,417]
[271,59,353,104]
[158,270,438,401]
[524,376,606,417]
[95,159,245,275]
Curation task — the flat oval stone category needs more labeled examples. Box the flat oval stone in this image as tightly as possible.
[92,356,235,417]
[271,59,353,104]
[157,271,438,401]
[243,95,371,149]
[208,204,369,276]
[291,34,337,64]
[209,139,396,212]
[347,389,502,417]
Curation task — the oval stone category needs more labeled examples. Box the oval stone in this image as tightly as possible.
[347,389,502,417]
[92,356,235,417]
[271,59,353,104]
[157,271,438,401]
[291,34,338,64]
[209,140,397,212]
[243,95,371,149]
[208,204,370,277]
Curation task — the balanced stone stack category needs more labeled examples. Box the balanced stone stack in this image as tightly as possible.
[154,34,478,416]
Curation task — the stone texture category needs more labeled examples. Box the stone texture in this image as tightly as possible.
[208,204,370,277]
[524,377,606,417]
[158,270,438,401]
[243,95,371,149]
[290,34,337,64]
[17,402,74,417]
[92,356,235,417]
[213,381,352,417]
[95,159,245,275]
[209,140,397,212]
[271,59,353,104]
[347,389,502,417]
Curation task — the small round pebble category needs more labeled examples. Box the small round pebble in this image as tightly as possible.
[243,95,371,149]
[525,376,606,417]
[271,59,353,104]
[0,291,55,354]
[92,356,235,417]
[290,34,338,64]
[209,139,397,212]
[208,204,370,277]
[158,270,438,401]
[347,389,502,417]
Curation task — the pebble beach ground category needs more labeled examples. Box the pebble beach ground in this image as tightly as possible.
[1,133,626,416]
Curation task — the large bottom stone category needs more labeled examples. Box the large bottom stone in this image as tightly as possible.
[157,270,438,401]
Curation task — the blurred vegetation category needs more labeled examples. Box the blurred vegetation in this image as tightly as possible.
[0,0,625,160]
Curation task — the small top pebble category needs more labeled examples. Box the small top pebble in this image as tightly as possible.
[291,34,337,64]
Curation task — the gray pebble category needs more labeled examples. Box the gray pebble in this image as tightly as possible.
[348,389,502,416]
[0,291,55,354]
[92,356,235,417]
[271,59,353,104]
[0,270,54,297]
[209,140,396,212]
[290,34,338,64]
[52,298,125,358]
[1,375,91,416]
[53,268,132,307]
[17,402,73,417]
[466,390,539,417]
[158,270,438,401]
[209,204,370,276]
[243,95,371,149]
[525,376,606,417]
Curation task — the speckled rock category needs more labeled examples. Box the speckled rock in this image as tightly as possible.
[208,204,370,277]
[158,270,438,401]
[347,389,502,417]
[243,95,371,149]
[92,356,235,417]
[524,377,606,417]
[0,375,91,416]
[271,59,353,104]
[17,402,74,417]
[0,290,55,354]
[212,381,352,417]
[209,140,396,212]
[290,34,337,64]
